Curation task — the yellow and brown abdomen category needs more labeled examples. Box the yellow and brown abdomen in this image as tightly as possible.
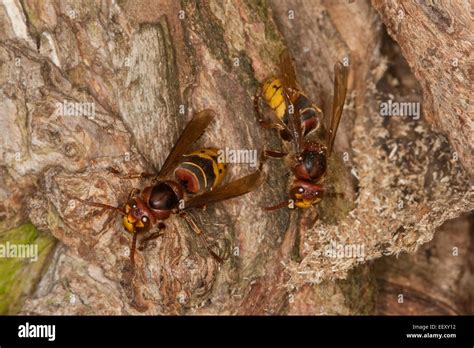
[262,78,320,137]
[262,78,287,121]
[174,148,227,195]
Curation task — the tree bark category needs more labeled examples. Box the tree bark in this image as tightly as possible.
[372,0,473,179]
[375,213,474,315]
[0,0,472,315]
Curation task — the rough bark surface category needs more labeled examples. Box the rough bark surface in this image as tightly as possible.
[0,0,472,315]
[372,0,473,179]
[375,213,473,315]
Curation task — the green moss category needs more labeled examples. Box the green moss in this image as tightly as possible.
[243,0,286,86]
[0,221,7,234]
[182,0,232,69]
[338,264,377,315]
[234,50,259,92]
[247,0,268,18]
[0,223,56,314]
[244,0,280,42]
[20,1,38,27]
[19,0,41,42]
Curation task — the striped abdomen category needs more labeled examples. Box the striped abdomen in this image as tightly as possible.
[174,148,227,195]
[283,93,320,136]
[262,78,320,137]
